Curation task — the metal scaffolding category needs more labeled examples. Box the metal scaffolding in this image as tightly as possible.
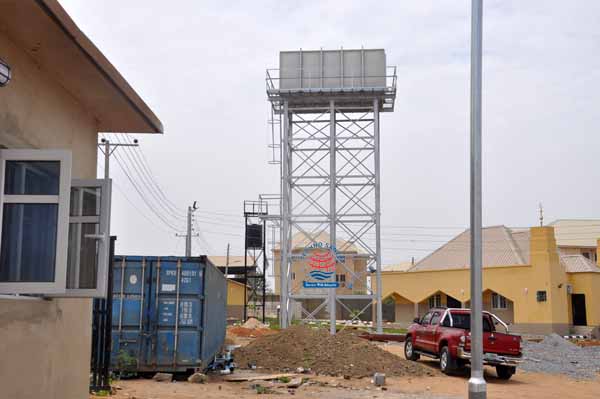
[266,54,396,333]
[243,200,268,322]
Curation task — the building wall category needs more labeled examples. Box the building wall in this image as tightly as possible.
[273,249,368,295]
[273,249,369,321]
[0,32,98,399]
[380,227,572,335]
[568,273,600,328]
[226,280,247,321]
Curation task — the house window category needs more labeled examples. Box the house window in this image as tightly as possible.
[65,179,111,297]
[428,294,442,309]
[582,251,597,262]
[491,293,507,309]
[0,151,71,294]
[336,274,346,282]
[536,290,547,302]
[291,272,296,280]
[0,150,111,297]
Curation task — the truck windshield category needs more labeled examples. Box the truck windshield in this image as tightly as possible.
[450,313,493,332]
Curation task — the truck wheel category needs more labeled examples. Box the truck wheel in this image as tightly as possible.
[439,346,457,375]
[496,365,516,380]
[404,337,420,361]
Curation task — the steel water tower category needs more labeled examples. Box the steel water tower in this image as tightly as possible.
[266,48,396,333]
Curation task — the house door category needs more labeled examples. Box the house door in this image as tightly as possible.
[571,294,587,326]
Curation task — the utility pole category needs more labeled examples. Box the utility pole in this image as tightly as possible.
[98,138,139,240]
[539,203,544,227]
[469,1,486,399]
[225,243,230,276]
[98,137,139,181]
[176,201,199,257]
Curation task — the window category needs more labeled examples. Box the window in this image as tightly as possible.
[64,179,111,297]
[291,272,296,280]
[0,150,71,294]
[491,293,507,309]
[536,290,547,302]
[483,316,494,332]
[440,314,451,327]
[336,274,346,282]
[582,252,590,260]
[0,150,111,297]
[430,312,441,325]
[421,312,433,325]
[428,294,442,309]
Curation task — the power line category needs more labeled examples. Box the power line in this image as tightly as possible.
[112,150,184,232]
[110,133,186,222]
[120,133,185,215]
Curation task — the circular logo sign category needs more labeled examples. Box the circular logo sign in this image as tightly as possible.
[129,274,138,285]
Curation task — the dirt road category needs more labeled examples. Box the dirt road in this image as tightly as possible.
[102,370,600,399]
[97,335,599,399]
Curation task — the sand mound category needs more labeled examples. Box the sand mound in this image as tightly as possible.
[234,325,431,378]
[243,317,268,330]
[228,326,276,338]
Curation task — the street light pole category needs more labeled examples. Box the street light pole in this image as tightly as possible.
[468,1,486,399]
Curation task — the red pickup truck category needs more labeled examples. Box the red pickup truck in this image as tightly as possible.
[404,308,522,379]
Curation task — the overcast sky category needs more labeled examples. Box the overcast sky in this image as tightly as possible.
[60,0,600,268]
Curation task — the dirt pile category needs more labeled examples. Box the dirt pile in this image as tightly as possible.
[234,326,431,378]
[243,317,268,329]
[228,326,276,338]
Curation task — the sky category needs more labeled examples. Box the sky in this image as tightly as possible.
[59,0,600,270]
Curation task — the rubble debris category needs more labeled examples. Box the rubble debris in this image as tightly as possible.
[372,372,386,386]
[152,372,173,382]
[188,372,208,383]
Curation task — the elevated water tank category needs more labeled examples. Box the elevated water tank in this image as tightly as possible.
[279,49,386,90]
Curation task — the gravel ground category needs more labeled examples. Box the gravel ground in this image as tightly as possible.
[521,334,600,379]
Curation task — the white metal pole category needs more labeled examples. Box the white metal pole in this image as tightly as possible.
[329,99,337,335]
[280,101,290,329]
[373,98,383,334]
[469,1,486,398]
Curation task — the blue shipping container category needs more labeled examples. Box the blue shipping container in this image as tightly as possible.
[111,256,227,373]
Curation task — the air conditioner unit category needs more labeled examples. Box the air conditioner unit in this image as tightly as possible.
[566,284,573,294]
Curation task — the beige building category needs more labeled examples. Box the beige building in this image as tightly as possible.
[208,255,252,320]
[273,232,370,320]
[380,220,600,337]
[0,2,161,398]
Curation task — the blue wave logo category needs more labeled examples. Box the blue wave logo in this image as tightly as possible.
[309,270,334,281]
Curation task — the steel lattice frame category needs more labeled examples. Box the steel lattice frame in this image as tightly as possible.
[243,201,268,322]
[276,98,388,333]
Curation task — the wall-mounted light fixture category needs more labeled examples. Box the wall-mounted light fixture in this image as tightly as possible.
[0,58,12,87]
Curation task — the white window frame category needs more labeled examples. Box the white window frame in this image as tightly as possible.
[491,293,507,309]
[0,149,71,294]
[61,178,111,298]
[428,293,442,309]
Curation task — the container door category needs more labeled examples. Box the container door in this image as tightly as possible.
[111,257,148,371]
[148,258,204,369]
